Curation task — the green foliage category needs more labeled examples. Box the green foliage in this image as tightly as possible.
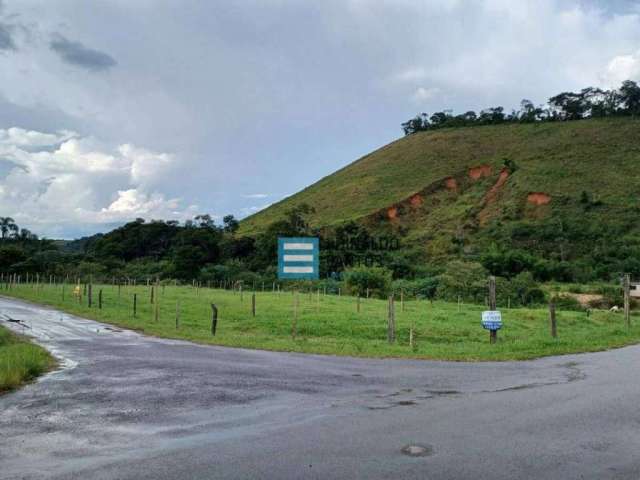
[437,260,488,303]
[550,295,584,311]
[0,246,27,270]
[0,326,54,392]
[343,265,392,299]
[392,277,439,299]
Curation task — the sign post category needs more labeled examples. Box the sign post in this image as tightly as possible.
[484,276,500,343]
[482,310,502,343]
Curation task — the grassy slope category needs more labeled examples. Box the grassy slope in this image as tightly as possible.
[0,324,54,393]
[240,118,640,237]
[3,285,640,361]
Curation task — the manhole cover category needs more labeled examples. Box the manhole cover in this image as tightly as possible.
[401,444,434,457]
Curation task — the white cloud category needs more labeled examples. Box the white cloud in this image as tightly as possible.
[601,50,640,87]
[0,127,196,237]
[240,203,271,216]
[0,127,75,147]
[394,67,428,83]
[412,87,441,103]
[242,193,270,199]
[118,143,174,186]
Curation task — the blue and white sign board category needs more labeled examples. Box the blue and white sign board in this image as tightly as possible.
[278,237,319,280]
[482,310,502,331]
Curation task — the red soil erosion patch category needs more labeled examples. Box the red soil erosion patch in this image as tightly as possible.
[387,206,398,219]
[527,192,551,206]
[409,194,424,207]
[478,168,510,225]
[444,177,458,191]
[468,164,492,180]
[486,168,510,203]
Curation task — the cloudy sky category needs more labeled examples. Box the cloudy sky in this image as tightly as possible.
[1,0,640,239]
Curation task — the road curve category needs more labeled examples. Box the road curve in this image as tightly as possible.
[1,296,639,479]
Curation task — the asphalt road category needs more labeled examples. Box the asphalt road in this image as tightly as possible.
[1,296,639,479]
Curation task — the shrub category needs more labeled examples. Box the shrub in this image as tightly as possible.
[437,260,488,303]
[391,277,439,300]
[343,265,392,299]
[550,295,584,311]
[525,287,546,305]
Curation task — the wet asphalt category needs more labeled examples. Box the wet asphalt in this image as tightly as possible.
[1,296,639,479]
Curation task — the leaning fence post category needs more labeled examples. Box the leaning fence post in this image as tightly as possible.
[211,304,218,336]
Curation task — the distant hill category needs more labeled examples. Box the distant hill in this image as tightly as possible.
[241,118,640,272]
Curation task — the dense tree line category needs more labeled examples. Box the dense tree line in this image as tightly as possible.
[0,208,404,284]
[401,80,640,135]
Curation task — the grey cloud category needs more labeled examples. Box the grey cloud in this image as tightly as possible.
[0,158,25,179]
[0,93,87,136]
[49,34,116,71]
[0,23,15,50]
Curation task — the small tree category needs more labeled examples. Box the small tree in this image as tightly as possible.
[343,265,392,299]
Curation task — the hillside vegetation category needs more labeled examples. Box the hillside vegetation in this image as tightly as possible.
[241,118,640,233]
[241,118,640,279]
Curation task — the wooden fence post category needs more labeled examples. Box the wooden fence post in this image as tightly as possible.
[387,295,396,343]
[252,292,256,317]
[98,289,103,310]
[175,300,180,329]
[133,293,137,318]
[410,317,415,350]
[88,283,93,308]
[549,301,557,338]
[292,291,298,339]
[624,273,631,329]
[211,304,218,336]
[488,276,497,344]
[357,294,361,313]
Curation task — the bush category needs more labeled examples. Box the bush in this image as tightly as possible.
[550,295,584,311]
[391,277,439,300]
[437,260,488,303]
[525,287,547,305]
[343,265,392,299]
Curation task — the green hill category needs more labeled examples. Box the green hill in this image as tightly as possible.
[241,117,640,277]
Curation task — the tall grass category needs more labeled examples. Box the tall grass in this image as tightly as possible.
[0,326,54,393]
[2,282,640,361]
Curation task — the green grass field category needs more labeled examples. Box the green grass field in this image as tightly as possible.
[0,324,54,393]
[2,283,640,361]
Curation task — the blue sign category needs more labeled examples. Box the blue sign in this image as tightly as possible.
[482,311,502,331]
[278,237,319,280]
